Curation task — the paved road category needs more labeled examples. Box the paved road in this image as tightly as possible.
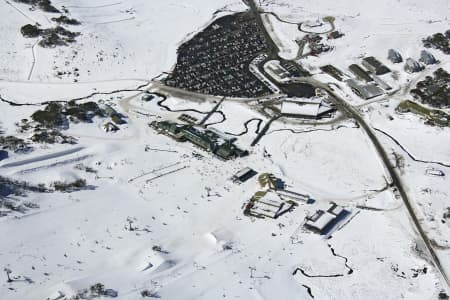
[247,0,450,287]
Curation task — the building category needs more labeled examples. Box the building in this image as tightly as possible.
[178,114,198,124]
[150,121,248,160]
[244,190,297,219]
[304,210,336,234]
[327,30,344,40]
[103,122,119,132]
[387,49,403,63]
[361,56,391,75]
[419,50,437,65]
[141,93,155,101]
[404,58,423,73]
[104,104,125,124]
[264,60,292,83]
[327,202,344,216]
[371,74,392,91]
[103,105,118,118]
[304,203,346,234]
[280,100,335,119]
[348,64,373,82]
[245,191,283,219]
[277,189,312,203]
[346,79,384,99]
[320,65,345,81]
[232,167,257,183]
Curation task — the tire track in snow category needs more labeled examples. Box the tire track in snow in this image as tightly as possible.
[27,39,40,81]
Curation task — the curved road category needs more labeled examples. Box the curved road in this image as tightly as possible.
[247,0,450,287]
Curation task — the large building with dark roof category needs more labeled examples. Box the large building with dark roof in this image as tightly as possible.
[362,56,391,75]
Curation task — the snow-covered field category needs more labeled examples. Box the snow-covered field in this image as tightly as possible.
[1,0,450,299]
[0,95,444,299]
[0,0,244,82]
[261,0,448,72]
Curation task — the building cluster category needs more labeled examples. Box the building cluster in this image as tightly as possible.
[422,30,450,54]
[387,49,437,73]
[164,12,271,98]
[150,120,248,160]
[243,172,312,219]
[302,33,333,56]
[410,68,450,109]
[346,56,392,100]
[320,46,440,101]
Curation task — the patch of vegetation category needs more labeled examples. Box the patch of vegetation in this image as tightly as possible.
[65,100,105,123]
[31,102,67,128]
[141,290,161,298]
[396,100,450,127]
[39,26,80,48]
[423,30,450,54]
[410,68,450,109]
[0,175,48,198]
[68,283,118,299]
[52,179,87,193]
[51,15,81,25]
[20,23,80,48]
[52,179,86,192]
[31,128,77,144]
[443,208,450,220]
[20,24,41,38]
[14,0,59,13]
[31,101,105,129]
[27,101,110,144]
[75,163,97,174]
[0,135,32,153]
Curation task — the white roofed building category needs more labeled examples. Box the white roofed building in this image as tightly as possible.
[280,99,335,119]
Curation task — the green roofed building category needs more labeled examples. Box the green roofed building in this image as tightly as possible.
[150,120,248,160]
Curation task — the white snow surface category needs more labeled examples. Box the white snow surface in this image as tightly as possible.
[0,0,449,299]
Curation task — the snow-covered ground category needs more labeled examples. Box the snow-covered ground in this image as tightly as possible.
[1,0,449,299]
[0,0,244,82]
[0,94,444,299]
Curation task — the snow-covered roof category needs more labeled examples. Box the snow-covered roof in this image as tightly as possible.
[234,167,254,179]
[346,79,384,99]
[327,203,344,216]
[305,211,336,231]
[281,101,333,117]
